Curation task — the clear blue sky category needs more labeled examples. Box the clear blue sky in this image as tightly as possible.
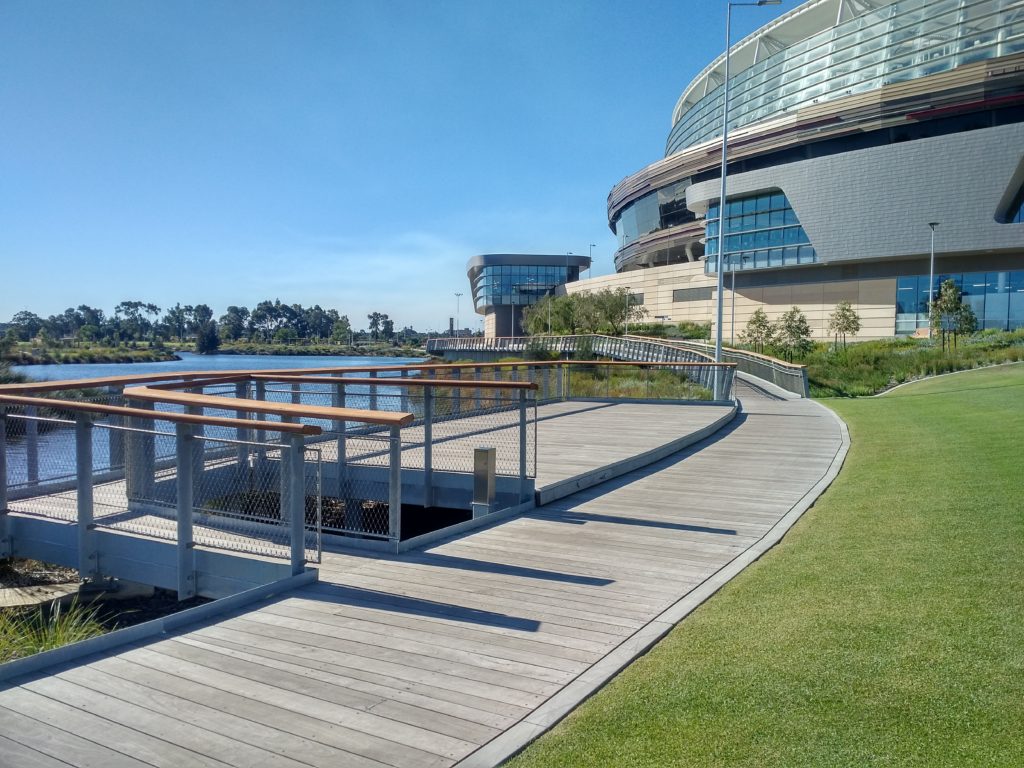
[0,0,782,332]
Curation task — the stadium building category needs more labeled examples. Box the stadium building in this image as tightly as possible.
[565,0,1024,340]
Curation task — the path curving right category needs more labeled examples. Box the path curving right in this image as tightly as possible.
[0,386,847,768]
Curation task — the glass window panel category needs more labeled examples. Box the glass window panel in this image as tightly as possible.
[1008,272,1024,329]
[984,272,1010,330]
[784,209,798,225]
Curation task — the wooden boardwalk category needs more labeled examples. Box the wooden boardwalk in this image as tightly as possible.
[0,392,845,768]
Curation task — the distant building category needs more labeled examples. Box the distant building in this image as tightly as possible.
[467,254,591,337]
[568,0,1024,340]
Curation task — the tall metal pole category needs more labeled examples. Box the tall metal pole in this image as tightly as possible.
[716,1,780,397]
[454,292,462,338]
[715,2,732,376]
[928,222,939,335]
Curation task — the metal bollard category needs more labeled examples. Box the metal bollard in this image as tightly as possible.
[472,447,496,519]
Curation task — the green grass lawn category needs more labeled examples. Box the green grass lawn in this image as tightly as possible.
[509,364,1024,767]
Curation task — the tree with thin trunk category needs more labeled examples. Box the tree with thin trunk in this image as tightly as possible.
[827,300,861,350]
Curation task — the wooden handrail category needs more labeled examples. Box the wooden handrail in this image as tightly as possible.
[0,371,249,395]
[0,394,322,435]
[123,386,415,428]
[245,374,538,390]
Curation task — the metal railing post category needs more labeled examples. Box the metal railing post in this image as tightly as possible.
[107,385,125,469]
[287,433,306,575]
[25,405,38,485]
[75,413,98,582]
[388,426,402,548]
[290,382,301,406]
[0,410,9,558]
[253,381,267,459]
[235,381,251,472]
[452,369,461,415]
[175,423,196,599]
[332,382,347,498]
[126,400,155,503]
[474,367,482,411]
[400,369,409,412]
[423,386,433,507]
[518,390,529,503]
[369,370,378,410]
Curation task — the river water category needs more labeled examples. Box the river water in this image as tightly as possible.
[12,351,427,380]
[6,352,428,486]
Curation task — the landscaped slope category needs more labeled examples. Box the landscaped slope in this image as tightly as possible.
[510,364,1024,767]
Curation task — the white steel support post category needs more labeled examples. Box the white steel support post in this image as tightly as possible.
[75,414,98,582]
[287,434,306,575]
[368,371,378,410]
[0,411,9,558]
[474,367,482,411]
[388,426,402,548]
[127,400,155,503]
[25,405,38,486]
[452,369,461,415]
[235,382,251,473]
[290,382,301,406]
[175,423,196,599]
[252,381,267,465]
[542,365,551,401]
[107,385,125,469]
[518,390,529,503]
[332,382,347,499]
[423,386,434,508]
[400,369,409,412]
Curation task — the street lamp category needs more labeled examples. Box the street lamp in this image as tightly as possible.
[454,292,463,339]
[927,222,939,334]
[715,0,781,397]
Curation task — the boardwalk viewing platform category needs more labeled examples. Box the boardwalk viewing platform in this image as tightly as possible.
[0,355,846,767]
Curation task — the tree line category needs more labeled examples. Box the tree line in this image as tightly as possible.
[521,288,648,336]
[2,300,416,354]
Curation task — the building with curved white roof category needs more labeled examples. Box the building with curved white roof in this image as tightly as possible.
[573,0,1024,340]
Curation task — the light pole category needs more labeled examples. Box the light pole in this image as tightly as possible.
[927,222,939,334]
[715,0,781,397]
[588,243,596,278]
[454,292,462,339]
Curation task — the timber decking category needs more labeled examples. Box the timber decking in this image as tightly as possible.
[0,393,844,768]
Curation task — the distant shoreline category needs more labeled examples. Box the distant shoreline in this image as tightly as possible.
[5,344,428,365]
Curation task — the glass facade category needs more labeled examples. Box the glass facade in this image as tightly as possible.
[471,264,581,310]
[895,269,1024,333]
[667,0,1024,156]
[614,179,696,248]
[704,191,817,274]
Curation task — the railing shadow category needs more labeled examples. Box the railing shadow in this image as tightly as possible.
[297,582,543,631]
[540,510,736,535]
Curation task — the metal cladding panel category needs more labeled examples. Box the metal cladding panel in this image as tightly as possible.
[685,122,1024,266]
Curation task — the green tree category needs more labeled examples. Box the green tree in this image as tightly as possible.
[367,312,384,341]
[330,316,352,344]
[742,307,776,354]
[195,321,220,354]
[218,306,250,341]
[777,306,813,362]
[930,279,978,352]
[827,300,861,350]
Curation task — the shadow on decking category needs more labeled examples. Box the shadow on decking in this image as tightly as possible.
[398,552,614,587]
[541,510,737,536]
[300,583,542,631]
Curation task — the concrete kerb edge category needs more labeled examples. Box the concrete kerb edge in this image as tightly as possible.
[874,360,1024,397]
[0,568,319,684]
[454,400,851,768]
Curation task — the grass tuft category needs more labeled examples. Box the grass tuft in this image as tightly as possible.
[0,598,106,663]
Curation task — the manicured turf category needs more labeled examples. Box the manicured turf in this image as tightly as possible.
[509,364,1024,767]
